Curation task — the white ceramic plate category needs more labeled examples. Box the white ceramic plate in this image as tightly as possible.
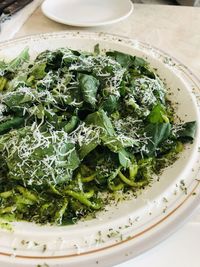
[41,0,134,27]
[0,32,200,267]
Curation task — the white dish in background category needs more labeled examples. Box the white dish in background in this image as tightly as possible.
[41,0,134,27]
[0,31,200,267]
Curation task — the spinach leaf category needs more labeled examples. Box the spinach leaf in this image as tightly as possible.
[78,73,99,108]
[106,51,146,68]
[0,48,29,74]
[133,56,147,68]
[3,92,33,108]
[85,109,115,136]
[62,49,79,65]
[64,116,79,133]
[147,103,169,123]
[56,143,80,172]
[118,149,132,168]
[101,95,118,114]
[106,51,156,79]
[101,135,139,153]
[144,123,171,156]
[0,117,24,135]
[78,140,99,160]
[106,51,134,68]
[173,121,196,141]
[5,130,80,186]
[9,48,29,70]
[29,62,46,80]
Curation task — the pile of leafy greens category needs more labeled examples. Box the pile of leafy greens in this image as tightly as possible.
[0,45,196,225]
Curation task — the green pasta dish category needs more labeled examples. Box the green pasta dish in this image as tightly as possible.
[0,45,196,225]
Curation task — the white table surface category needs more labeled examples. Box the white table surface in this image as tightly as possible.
[0,0,43,42]
[1,3,200,267]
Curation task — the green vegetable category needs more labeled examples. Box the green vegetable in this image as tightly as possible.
[85,109,115,136]
[65,190,101,210]
[78,139,99,160]
[101,95,118,114]
[0,48,29,74]
[118,170,147,187]
[144,123,171,156]
[29,62,46,80]
[173,121,196,141]
[0,77,7,91]
[147,103,169,123]
[0,117,24,135]
[0,45,196,225]
[78,73,99,108]
[64,116,79,133]
[118,149,132,169]
[54,199,68,225]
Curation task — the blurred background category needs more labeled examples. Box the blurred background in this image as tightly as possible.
[132,0,200,6]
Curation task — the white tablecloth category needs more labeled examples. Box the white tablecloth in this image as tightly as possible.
[0,0,43,42]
